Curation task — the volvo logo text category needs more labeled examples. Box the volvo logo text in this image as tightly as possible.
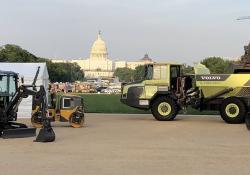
[196,75,229,81]
[200,76,221,80]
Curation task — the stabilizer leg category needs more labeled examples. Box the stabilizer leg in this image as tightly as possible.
[0,122,36,139]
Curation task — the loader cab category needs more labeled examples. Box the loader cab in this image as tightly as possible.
[120,63,183,111]
[144,63,181,90]
[0,71,18,96]
[0,71,18,109]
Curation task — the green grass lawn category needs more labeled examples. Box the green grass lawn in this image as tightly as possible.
[78,93,149,113]
[75,93,218,115]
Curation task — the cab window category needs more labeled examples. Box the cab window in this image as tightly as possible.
[170,65,181,91]
[145,65,153,80]
[0,75,8,95]
[9,76,16,96]
[170,66,180,79]
[62,98,72,109]
[153,65,168,80]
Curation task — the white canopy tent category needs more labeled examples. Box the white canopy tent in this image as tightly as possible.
[0,63,49,118]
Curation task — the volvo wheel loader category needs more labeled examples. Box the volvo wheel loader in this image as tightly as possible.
[31,93,85,128]
[0,67,55,142]
[120,62,250,126]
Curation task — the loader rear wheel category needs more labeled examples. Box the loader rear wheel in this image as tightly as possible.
[220,97,246,124]
[151,97,178,121]
[70,113,85,128]
[31,112,43,128]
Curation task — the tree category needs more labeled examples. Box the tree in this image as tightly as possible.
[46,62,84,82]
[0,44,84,82]
[201,57,233,74]
[183,64,194,74]
[0,44,45,62]
[114,67,134,82]
[133,65,145,81]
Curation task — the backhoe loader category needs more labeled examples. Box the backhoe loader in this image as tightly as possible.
[0,67,55,141]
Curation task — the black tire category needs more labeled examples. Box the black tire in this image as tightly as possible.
[151,96,178,121]
[220,97,246,124]
[69,112,85,128]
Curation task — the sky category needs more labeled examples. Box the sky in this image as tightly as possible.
[0,0,250,64]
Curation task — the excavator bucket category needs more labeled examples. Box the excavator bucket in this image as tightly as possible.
[246,113,250,130]
[35,119,55,142]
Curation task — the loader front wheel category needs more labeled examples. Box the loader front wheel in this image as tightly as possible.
[70,113,85,128]
[220,97,246,124]
[151,97,178,121]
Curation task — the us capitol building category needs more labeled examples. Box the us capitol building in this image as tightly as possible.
[52,32,154,78]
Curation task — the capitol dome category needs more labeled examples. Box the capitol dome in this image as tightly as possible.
[90,32,108,60]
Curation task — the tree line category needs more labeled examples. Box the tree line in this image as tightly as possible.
[0,44,84,82]
[114,66,145,82]
[0,44,240,83]
[114,57,237,82]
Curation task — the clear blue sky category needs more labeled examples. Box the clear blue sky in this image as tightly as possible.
[0,0,250,64]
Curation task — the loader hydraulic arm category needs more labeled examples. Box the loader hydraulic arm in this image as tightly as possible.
[4,85,47,122]
[4,66,44,121]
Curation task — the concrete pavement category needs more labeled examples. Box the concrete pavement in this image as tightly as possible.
[0,114,250,175]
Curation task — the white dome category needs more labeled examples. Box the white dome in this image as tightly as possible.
[90,32,108,60]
